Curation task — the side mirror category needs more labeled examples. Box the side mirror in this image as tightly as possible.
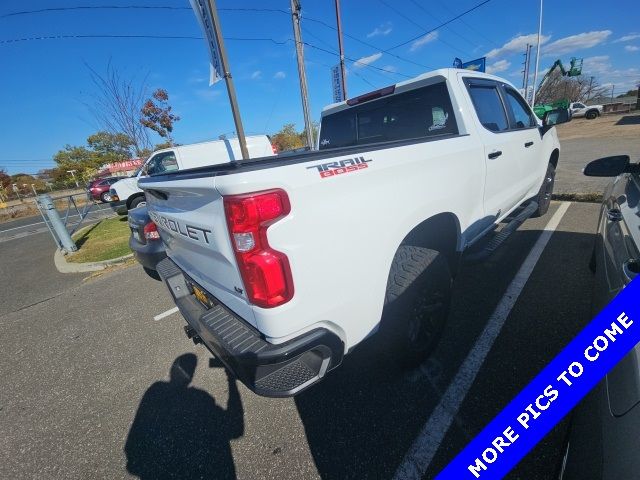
[584,155,631,177]
[543,108,570,127]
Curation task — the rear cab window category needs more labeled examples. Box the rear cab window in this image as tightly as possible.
[319,81,459,150]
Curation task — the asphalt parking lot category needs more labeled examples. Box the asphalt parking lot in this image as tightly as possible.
[0,200,598,479]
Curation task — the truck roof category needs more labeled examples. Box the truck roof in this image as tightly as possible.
[321,68,514,117]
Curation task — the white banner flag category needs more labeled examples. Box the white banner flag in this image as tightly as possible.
[189,0,224,85]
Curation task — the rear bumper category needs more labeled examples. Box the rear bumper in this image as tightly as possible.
[129,236,166,270]
[156,257,344,397]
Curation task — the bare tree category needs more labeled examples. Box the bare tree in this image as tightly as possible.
[84,61,151,156]
[536,71,609,104]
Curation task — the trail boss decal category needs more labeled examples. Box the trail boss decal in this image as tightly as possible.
[307,156,372,178]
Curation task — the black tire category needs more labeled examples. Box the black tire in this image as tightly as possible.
[100,192,109,203]
[129,195,146,210]
[380,246,452,367]
[143,267,161,281]
[585,110,598,120]
[531,163,555,218]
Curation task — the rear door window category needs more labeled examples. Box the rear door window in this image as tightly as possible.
[503,87,537,129]
[467,82,509,132]
[319,82,458,150]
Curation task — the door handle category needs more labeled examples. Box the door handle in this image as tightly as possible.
[524,141,534,148]
[622,259,639,283]
[607,208,623,222]
[488,151,502,159]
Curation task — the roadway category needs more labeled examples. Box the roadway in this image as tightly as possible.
[0,201,599,479]
[0,203,115,244]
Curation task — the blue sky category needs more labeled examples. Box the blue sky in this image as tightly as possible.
[1,0,638,174]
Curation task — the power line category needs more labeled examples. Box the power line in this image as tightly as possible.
[302,41,412,78]
[377,0,470,57]
[0,6,292,19]
[301,15,435,71]
[407,0,480,50]
[384,0,492,51]
[0,34,289,45]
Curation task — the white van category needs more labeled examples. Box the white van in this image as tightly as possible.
[108,135,276,210]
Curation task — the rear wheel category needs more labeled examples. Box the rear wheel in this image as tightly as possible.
[129,195,146,210]
[380,246,451,367]
[531,162,555,218]
[585,110,598,120]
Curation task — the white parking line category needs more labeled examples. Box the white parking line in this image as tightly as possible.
[153,306,179,322]
[393,202,571,480]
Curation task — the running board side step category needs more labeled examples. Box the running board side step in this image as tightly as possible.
[464,201,538,262]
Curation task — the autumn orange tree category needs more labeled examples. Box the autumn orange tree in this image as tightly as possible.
[140,89,180,145]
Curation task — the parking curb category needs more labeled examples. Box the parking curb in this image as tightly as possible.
[54,248,134,273]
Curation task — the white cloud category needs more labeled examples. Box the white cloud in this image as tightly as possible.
[382,65,397,73]
[367,22,393,38]
[486,33,550,59]
[273,71,286,79]
[625,45,640,52]
[614,33,640,43]
[582,55,611,74]
[542,30,611,56]
[250,70,262,80]
[409,31,438,52]
[353,52,383,68]
[486,59,511,74]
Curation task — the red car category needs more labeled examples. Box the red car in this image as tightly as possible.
[87,177,121,203]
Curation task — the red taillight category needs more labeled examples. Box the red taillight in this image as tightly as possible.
[224,189,293,308]
[271,144,278,155]
[143,221,161,241]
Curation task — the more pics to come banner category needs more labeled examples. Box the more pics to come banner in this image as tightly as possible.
[438,278,640,479]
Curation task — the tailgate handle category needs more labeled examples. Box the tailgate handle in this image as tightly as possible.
[146,189,168,200]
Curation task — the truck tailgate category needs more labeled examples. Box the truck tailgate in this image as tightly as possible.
[142,176,256,327]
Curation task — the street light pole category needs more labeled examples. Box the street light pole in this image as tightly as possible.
[530,0,544,107]
[206,0,250,160]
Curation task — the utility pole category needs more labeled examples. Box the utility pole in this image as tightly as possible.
[586,76,594,101]
[334,0,348,100]
[290,0,315,150]
[531,0,544,107]
[522,43,532,94]
[207,0,249,160]
[66,170,79,188]
[611,84,615,103]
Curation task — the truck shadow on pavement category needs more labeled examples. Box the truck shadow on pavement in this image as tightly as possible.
[295,227,596,480]
[124,353,244,480]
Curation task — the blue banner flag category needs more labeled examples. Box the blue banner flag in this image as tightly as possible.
[331,65,344,103]
[462,57,486,73]
[437,278,640,479]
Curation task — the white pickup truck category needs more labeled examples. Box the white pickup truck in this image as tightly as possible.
[108,135,276,211]
[569,102,603,120]
[140,69,569,397]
